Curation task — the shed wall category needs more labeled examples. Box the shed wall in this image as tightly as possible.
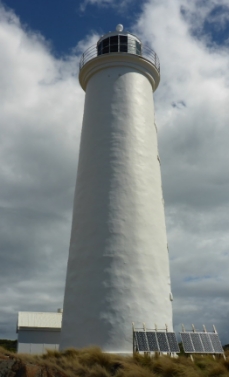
[17,329,60,354]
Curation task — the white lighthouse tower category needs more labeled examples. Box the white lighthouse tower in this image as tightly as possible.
[60,25,173,353]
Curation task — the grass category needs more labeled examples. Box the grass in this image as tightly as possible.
[0,346,229,377]
[0,339,17,352]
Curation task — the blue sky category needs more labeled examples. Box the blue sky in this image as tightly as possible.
[2,0,143,55]
[0,0,229,346]
[2,0,229,54]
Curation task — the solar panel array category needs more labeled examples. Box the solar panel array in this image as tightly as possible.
[180,332,223,354]
[134,331,180,353]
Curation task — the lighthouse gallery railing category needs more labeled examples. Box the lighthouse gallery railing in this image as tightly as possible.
[79,42,160,74]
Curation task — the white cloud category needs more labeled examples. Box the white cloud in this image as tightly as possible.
[0,4,85,338]
[79,0,138,12]
[79,0,114,13]
[1,0,229,346]
[134,0,229,342]
[81,0,112,7]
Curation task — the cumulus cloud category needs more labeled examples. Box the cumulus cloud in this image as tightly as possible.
[180,1,229,46]
[0,4,84,338]
[1,0,229,346]
[134,0,229,342]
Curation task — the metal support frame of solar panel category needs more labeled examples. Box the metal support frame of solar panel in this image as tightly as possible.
[134,331,179,353]
[180,332,223,354]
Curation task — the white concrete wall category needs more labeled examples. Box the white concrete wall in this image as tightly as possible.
[61,58,173,353]
[17,329,60,354]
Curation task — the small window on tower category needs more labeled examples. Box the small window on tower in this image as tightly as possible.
[102,38,109,54]
[97,43,102,55]
[127,36,136,54]
[136,41,142,55]
[110,36,118,52]
[120,35,127,52]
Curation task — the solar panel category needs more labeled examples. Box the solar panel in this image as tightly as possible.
[166,332,180,353]
[200,333,214,353]
[146,332,159,352]
[190,333,204,353]
[180,331,224,354]
[209,333,224,354]
[135,331,149,352]
[180,333,195,353]
[156,332,170,352]
[134,331,180,353]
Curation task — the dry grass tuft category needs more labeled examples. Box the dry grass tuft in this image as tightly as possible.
[131,353,193,376]
[118,364,156,377]
[2,345,229,377]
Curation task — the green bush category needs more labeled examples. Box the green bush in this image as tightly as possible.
[0,339,17,352]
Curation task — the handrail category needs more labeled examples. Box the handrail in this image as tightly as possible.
[79,43,160,74]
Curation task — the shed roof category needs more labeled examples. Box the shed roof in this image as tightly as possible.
[17,311,62,330]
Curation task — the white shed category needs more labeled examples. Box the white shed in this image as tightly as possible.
[17,310,62,354]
